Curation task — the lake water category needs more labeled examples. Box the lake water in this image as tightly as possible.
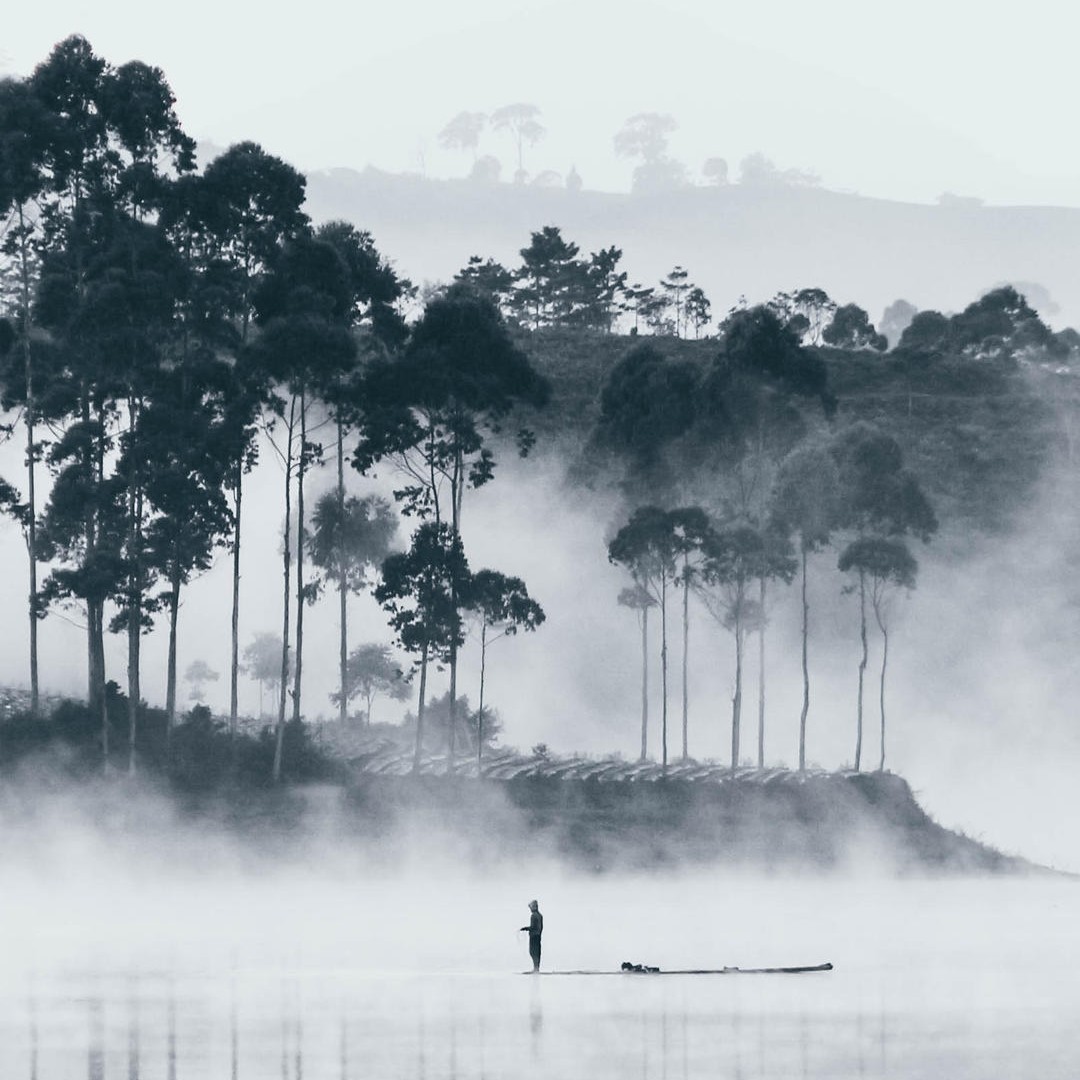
[0,871,1077,1079]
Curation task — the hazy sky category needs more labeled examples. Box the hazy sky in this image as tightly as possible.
[5,0,1080,205]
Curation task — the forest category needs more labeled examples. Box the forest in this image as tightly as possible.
[1,36,1075,792]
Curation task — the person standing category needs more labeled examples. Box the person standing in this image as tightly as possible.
[521,900,543,972]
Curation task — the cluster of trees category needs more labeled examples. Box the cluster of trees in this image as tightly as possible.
[0,38,550,781]
[597,303,937,773]
[433,106,820,195]
[454,226,710,337]
[5,40,1069,786]
[437,105,574,188]
[614,114,821,195]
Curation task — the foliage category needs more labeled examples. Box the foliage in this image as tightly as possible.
[334,642,411,721]
[307,491,398,597]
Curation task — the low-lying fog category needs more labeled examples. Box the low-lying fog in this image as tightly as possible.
[0,791,1077,1080]
[1,420,1078,871]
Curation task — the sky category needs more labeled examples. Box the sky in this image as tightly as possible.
[4,0,1080,205]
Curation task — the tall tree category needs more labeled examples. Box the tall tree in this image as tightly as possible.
[0,75,55,716]
[667,506,711,760]
[773,443,841,771]
[463,568,544,768]
[313,219,408,728]
[697,522,764,772]
[617,584,655,761]
[307,491,398,723]
[608,507,684,771]
[356,290,548,762]
[832,423,937,769]
[250,233,357,779]
[837,537,918,772]
[375,522,469,772]
[170,140,308,736]
[490,104,545,183]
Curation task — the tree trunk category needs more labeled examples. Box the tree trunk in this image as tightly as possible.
[17,205,39,717]
[127,437,142,778]
[855,569,867,772]
[798,544,809,772]
[88,599,107,769]
[229,464,242,738]
[447,447,464,764]
[477,623,488,773]
[337,420,348,727]
[273,396,297,783]
[165,565,181,737]
[877,604,889,773]
[731,618,742,773]
[681,563,689,761]
[660,576,668,773]
[413,642,429,774]
[757,575,767,769]
[639,606,649,761]
[292,389,307,725]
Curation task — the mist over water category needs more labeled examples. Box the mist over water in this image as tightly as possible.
[1,802,1077,1080]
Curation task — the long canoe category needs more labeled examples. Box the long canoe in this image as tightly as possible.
[529,962,833,976]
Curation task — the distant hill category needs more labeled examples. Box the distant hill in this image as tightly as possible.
[304,168,1080,328]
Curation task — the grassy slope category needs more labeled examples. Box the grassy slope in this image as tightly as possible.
[512,327,1066,534]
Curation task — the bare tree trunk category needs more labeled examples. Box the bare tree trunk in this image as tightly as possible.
[292,389,307,724]
[798,544,809,772]
[855,569,867,771]
[447,448,463,764]
[757,575,766,769]
[877,604,889,772]
[477,623,487,773]
[660,576,668,773]
[229,464,242,738]
[17,205,39,716]
[337,420,348,726]
[273,396,297,783]
[413,642,429,774]
[88,599,107,769]
[731,619,742,773]
[639,606,649,761]
[681,565,689,760]
[127,452,143,778]
[165,565,181,737]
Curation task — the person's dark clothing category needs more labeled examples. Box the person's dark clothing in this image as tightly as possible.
[522,909,543,970]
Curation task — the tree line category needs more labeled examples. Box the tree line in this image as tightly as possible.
[0,37,550,781]
[1,37,1071,785]
[454,226,711,336]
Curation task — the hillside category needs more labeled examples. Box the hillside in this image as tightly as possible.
[305,168,1080,327]
[502,327,1073,535]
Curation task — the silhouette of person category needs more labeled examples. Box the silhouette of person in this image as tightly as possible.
[521,900,543,972]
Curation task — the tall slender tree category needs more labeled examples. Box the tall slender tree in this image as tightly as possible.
[356,289,548,761]
[617,585,656,761]
[462,568,544,768]
[773,444,841,771]
[307,491,398,723]
[608,507,684,771]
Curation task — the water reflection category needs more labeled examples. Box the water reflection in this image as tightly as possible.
[5,940,1080,1078]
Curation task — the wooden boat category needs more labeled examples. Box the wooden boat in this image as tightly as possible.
[529,962,833,976]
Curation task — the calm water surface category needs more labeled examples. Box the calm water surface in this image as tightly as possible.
[1,875,1076,1078]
